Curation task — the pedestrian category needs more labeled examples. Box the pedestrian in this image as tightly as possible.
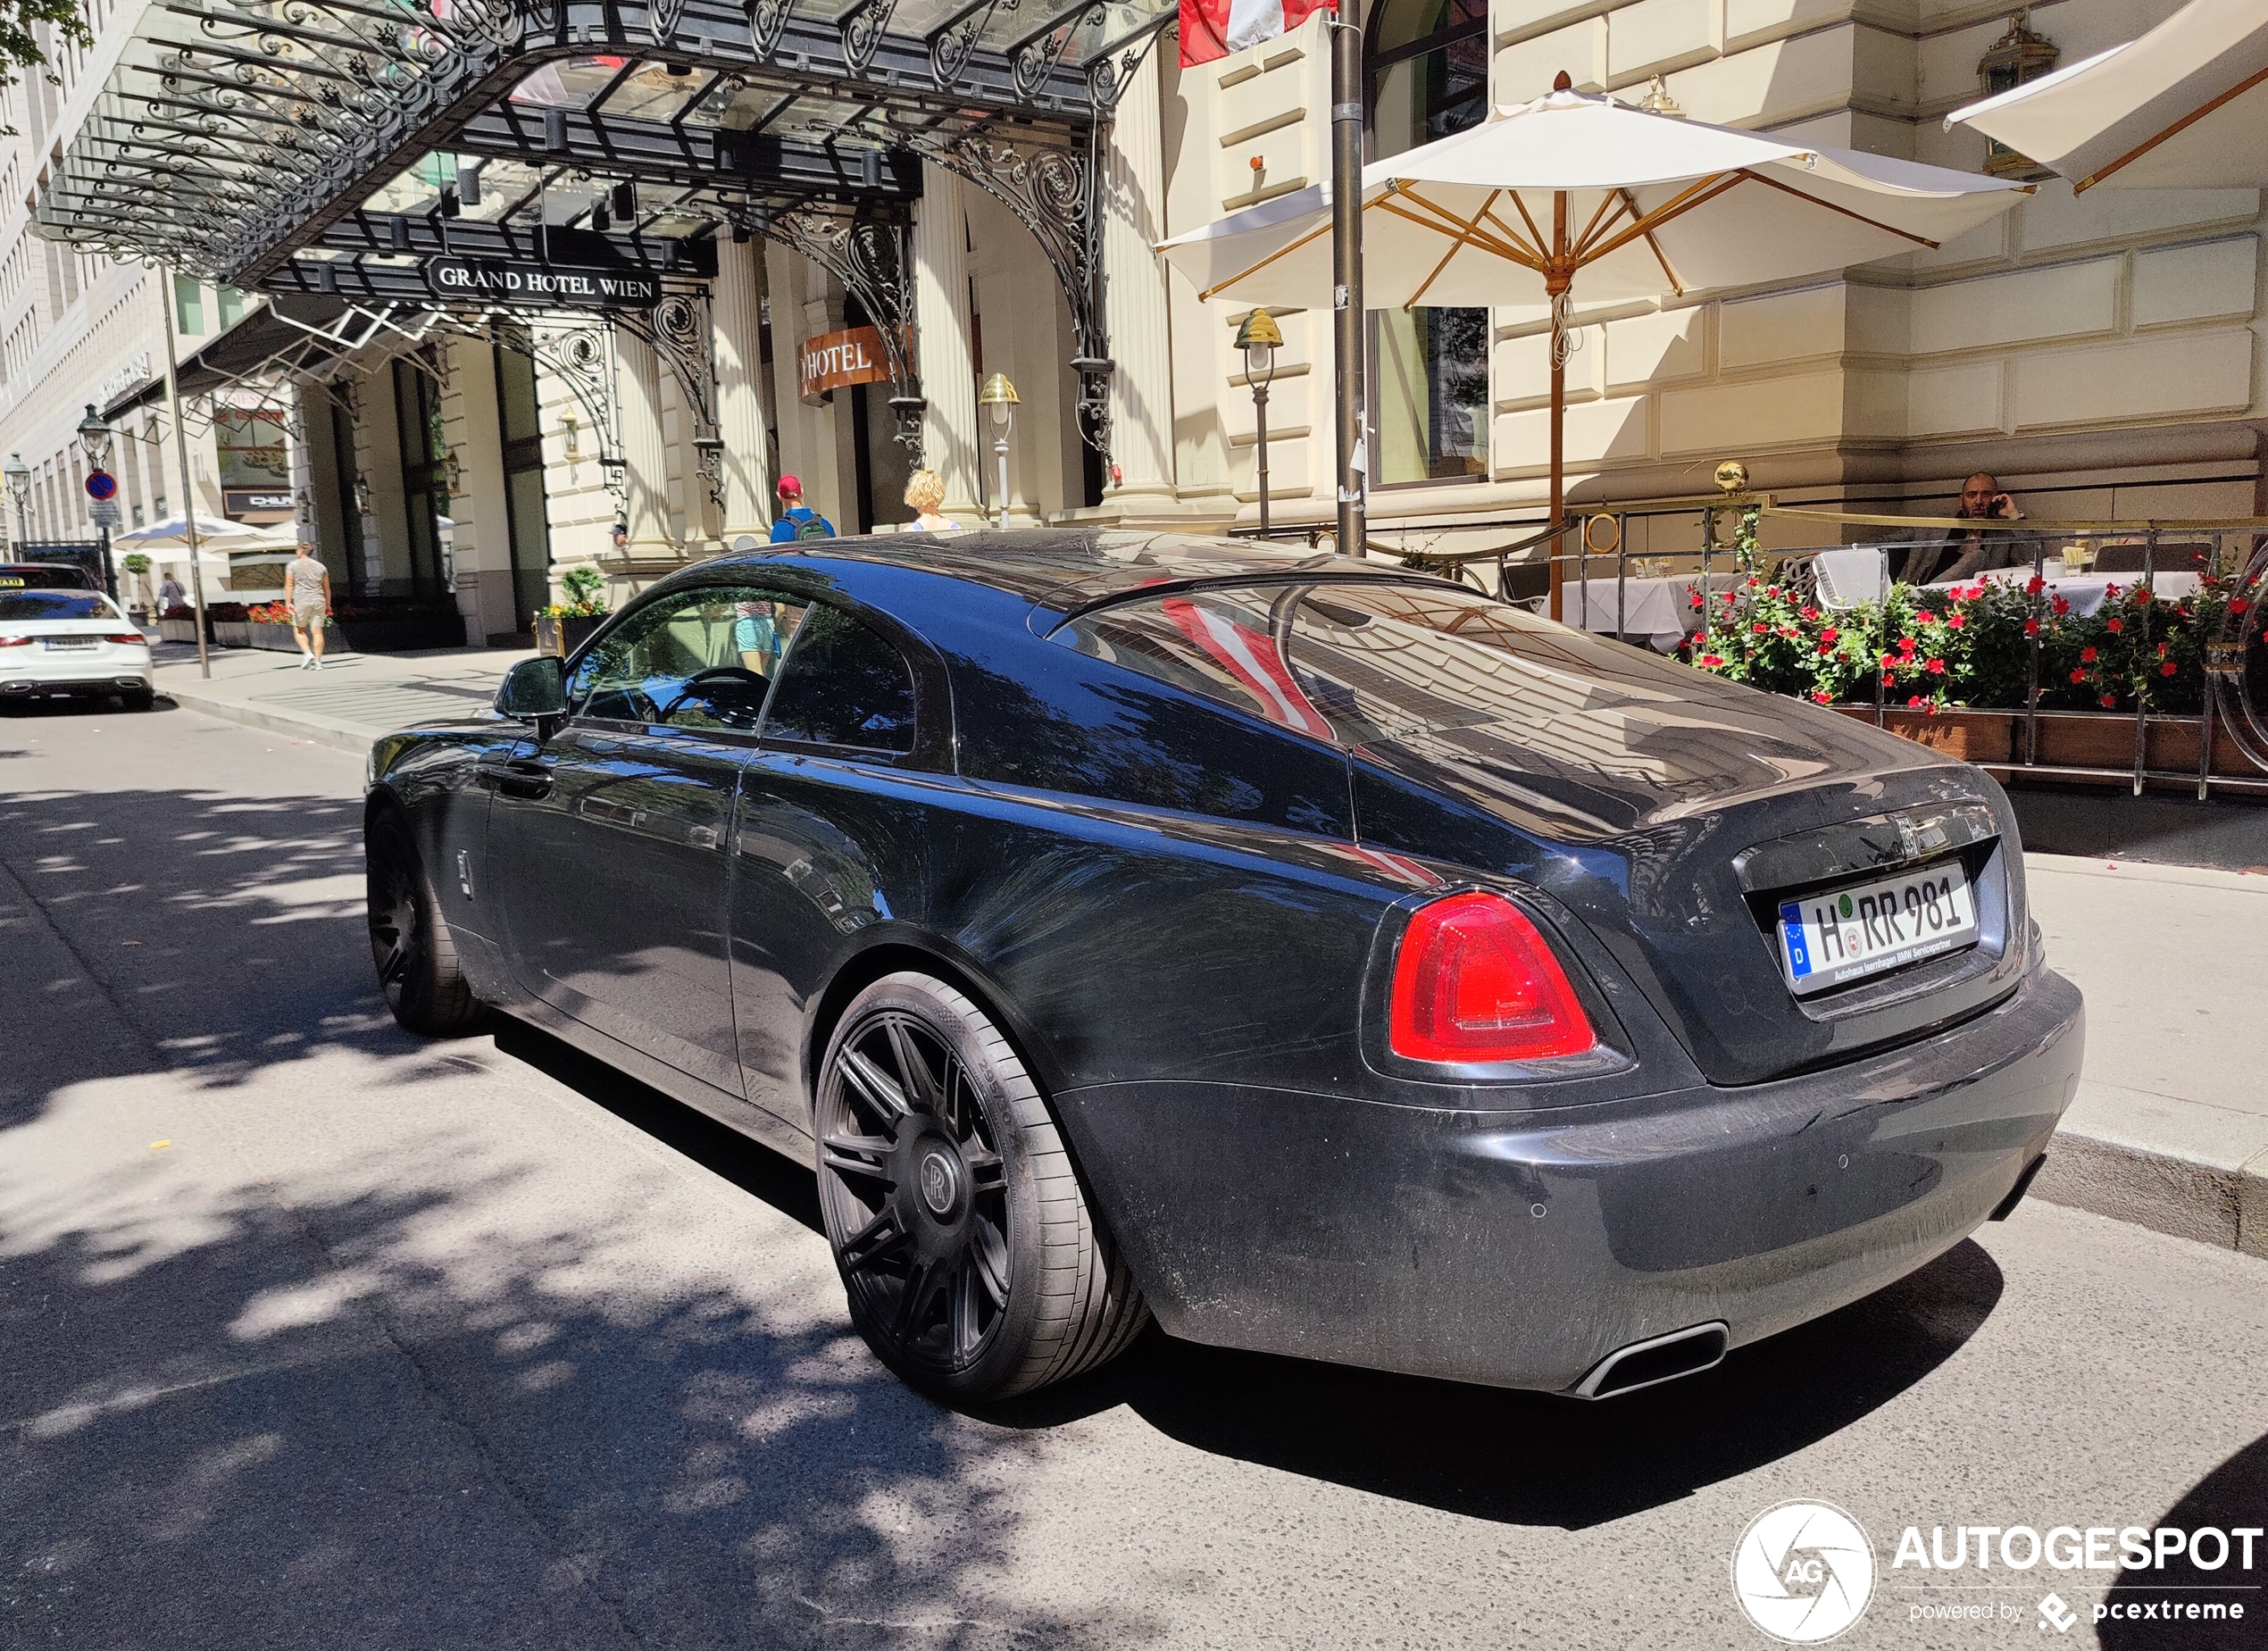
[158,570,185,613]
[611,522,629,556]
[903,470,960,532]
[1892,472,2027,586]
[282,538,332,670]
[769,476,836,542]
[734,597,779,675]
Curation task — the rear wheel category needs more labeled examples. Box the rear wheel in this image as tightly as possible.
[121,687,153,711]
[365,810,484,1036]
[814,973,1148,1403]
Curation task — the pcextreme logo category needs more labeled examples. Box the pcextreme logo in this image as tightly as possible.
[1733,1501,1877,1643]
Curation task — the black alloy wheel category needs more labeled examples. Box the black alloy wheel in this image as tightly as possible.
[364,811,483,1036]
[814,973,1147,1403]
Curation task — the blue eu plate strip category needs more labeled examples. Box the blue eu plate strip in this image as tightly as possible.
[1780,900,1811,978]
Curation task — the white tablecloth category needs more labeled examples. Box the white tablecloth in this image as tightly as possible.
[1563,572,1743,651]
[1927,568,2201,616]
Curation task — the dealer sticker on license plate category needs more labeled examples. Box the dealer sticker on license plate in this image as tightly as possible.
[1776,863,1978,995]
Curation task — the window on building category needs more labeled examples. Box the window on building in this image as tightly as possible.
[1367,0,1490,485]
[215,410,289,492]
[494,341,552,638]
[392,355,449,598]
[173,274,204,335]
[216,287,246,329]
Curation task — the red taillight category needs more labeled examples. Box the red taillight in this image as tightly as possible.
[1388,891,1596,1063]
[103,633,148,646]
[0,634,29,646]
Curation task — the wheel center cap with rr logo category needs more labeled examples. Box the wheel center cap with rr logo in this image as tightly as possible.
[918,1149,960,1216]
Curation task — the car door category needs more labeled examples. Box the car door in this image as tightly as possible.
[730,598,947,1130]
[488,582,808,1096]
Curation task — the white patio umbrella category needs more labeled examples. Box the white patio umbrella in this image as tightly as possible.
[1162,79,2030,612]
[113,513,288,553]
[1948,0,2268,192]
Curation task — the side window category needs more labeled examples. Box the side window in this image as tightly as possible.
[566,586,809,730]
[760,604,918,754]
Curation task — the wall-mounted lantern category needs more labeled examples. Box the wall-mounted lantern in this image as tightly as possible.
[1978,11,2060,178]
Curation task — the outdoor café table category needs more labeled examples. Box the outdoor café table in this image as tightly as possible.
[1925,567,2202,616]
[1563,571,1744,652]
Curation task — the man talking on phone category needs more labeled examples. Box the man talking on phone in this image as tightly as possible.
[1895,471,2025,585]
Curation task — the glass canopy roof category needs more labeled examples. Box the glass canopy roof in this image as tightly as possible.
[36,0,1175,282]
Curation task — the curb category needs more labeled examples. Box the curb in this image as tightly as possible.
[2033,1130,2268,1259]
[160,683,377,758]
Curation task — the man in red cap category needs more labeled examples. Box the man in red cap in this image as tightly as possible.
[768,474,836,543]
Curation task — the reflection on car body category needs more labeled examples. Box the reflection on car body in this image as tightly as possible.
[363,529,2083,1406]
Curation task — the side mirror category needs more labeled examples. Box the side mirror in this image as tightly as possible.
[496,655,565,723]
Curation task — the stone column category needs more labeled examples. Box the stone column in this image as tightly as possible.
[616,326,674,561]
[1102,48,1176,511]
[913,163,981,518]
[713,235,773,547]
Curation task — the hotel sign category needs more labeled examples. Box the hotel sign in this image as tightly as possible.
[423,256,663,309]
[799,326,898,398]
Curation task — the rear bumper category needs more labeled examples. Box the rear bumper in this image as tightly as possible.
[1057,963,2083,1392]
[0,656,152,694]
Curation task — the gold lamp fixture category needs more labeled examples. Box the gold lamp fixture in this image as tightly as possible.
[1714,459,1750,496]
[978,372,1019,527]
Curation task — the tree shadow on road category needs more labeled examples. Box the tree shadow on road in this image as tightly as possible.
[2099,1430,2268,1649]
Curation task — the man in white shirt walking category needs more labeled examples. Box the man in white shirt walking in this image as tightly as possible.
[283,539,332,670]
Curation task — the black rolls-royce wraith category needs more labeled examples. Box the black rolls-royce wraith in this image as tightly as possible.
[363,531,2083,1404]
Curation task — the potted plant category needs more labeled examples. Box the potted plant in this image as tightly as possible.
[535,566,608,657]
[121,552,154,621]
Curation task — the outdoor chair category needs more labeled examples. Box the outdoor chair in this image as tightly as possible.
[1810,546,1889,611]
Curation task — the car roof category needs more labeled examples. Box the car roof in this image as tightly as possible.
[718,528,1390,614]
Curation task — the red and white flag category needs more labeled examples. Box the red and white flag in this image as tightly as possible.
[1178,0,1333,68]
[1161,596,1335,741]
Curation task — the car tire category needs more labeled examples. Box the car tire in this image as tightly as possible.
[814,972,1148,1404]
[364,809,484,1037]
[121,688,153,711]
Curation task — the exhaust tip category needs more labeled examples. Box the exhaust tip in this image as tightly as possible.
[1572,1321,1729,1399]
[1988,1152,2047,1222]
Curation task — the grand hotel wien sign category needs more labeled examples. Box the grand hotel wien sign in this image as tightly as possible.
[423,256,663,309]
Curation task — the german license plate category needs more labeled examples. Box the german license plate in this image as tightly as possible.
[43,638,95,650]
[1776,863,1978,995]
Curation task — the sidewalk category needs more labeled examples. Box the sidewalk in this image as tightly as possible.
[150,646,2268,1260]
[154,640,529,755]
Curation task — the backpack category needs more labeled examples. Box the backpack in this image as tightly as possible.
[795,513,833,541]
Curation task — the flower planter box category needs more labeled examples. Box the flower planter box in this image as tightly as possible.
[158,618,203,645]
[243,613,467,654]
[211,621,252,648]
[536,613,605,657]
[1839,705,2264,780]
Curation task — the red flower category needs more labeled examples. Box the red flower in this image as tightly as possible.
[1917,610,1939,626]
[2135,587,2154,605]
[1816,642,1833,655]
[1779,625,1799,639]
[2023,618,2041,637]
[1897,635,1917,652]
[2100,693,2117,708]
[2232,598,2251,616]
[1753,621,1769,634]
[2051,596,2072,615]
[1947,613,1967,630]
[1925,657,1947,674]
[2105,582,2122,597]
[2026,575,2046,595]
[1810,689,1831,704]
[1698,654,1725,669]
[1800,605,1820,621]
[2080,646,2098,663]
[1821,626,1839,643]
[2160,661,2179,677]
[2069,668,2087,683]
[1747,576,1760,588]
[2106,618,2124,634]
[1765,586,1782,598]
[1688,590,1705,607]
[1880,673,1897,687]
[1907,695,1927,708]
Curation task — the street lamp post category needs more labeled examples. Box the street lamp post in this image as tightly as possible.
[76,404,118,601]
[1235,311,1282,540]
[978,372,1019,528]
[4,452,29,555]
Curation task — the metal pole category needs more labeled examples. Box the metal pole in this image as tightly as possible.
[98,525,115,604]
[158,262,210,680]
[1547,192,1568,621]
[1330,12,1364,560]
[1615,512,1628,641]
[1873,541,1888,729]
[2133,529,2155,796]
[1254,381,1271,539]
[1700,506,1714,655]
[2199,529,2222,801]
[994,429,1010,529]
[2022,530,2044,769]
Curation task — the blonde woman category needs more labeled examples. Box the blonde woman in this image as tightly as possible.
[903,470,961,533]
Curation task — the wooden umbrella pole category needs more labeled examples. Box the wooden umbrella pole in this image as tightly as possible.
[1547,188,1569,621]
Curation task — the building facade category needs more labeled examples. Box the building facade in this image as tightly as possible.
[2,0,2257,636]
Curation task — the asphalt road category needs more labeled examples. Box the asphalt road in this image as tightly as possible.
[4,696,2266,1651]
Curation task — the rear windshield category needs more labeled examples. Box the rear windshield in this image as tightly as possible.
[1051,578,1747,746]
[0,591,113,621]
